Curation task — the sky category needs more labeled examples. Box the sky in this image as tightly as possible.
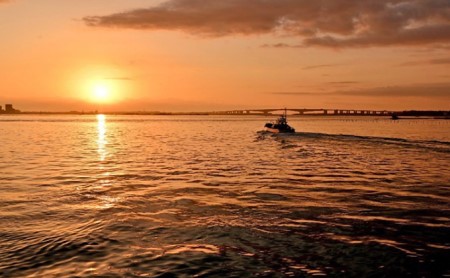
[0,0,449,112]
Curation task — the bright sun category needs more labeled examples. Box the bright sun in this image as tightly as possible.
[93,84,110,102]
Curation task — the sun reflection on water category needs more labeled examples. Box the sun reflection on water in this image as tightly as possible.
[97,114,108,161]
[95,114,118,209]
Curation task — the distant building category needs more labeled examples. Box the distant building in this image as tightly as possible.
[4,104,20,114]
[5,104,14,113]
[0,105,3,112]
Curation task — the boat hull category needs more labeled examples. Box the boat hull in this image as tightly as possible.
[264,124,295,133]
[265,127,281,133]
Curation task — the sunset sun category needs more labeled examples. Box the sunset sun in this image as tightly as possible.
[93,84,110,102]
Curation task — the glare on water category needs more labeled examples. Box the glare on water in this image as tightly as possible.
[97,114,107,162]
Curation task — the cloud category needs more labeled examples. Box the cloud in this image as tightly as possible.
[303,64,341,70]
[430,58,450,64]
[304,24,450,47]
[261,43,302,48]
[326,81,359,84]
[339,83,450,97]
[84,0,450,48]
[270,92,316,95]
[399,57,450,66]
[269,82,450,98]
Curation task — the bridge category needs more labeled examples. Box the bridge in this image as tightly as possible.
[212,108,395,116]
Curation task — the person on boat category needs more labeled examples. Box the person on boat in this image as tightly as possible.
[277,115,287,125]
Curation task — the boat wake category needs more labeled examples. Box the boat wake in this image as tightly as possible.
[257,130,450,153]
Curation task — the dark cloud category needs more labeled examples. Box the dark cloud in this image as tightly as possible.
[269,82,450,98]
[304,24,450,47]
[84,0,450,48]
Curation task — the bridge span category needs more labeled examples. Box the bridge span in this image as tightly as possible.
[212,108,395,116]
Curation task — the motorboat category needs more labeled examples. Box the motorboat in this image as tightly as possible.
[264,109,296,133]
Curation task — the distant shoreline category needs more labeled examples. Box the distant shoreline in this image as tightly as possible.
[0,110,449,118]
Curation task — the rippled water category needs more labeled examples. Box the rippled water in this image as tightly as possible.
[0,115,449,277]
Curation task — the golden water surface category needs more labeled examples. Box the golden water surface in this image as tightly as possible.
[0,115,449,277]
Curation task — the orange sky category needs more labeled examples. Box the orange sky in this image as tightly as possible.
[0,0,449,112]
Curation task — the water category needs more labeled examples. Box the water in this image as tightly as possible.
[0,115,449,277]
